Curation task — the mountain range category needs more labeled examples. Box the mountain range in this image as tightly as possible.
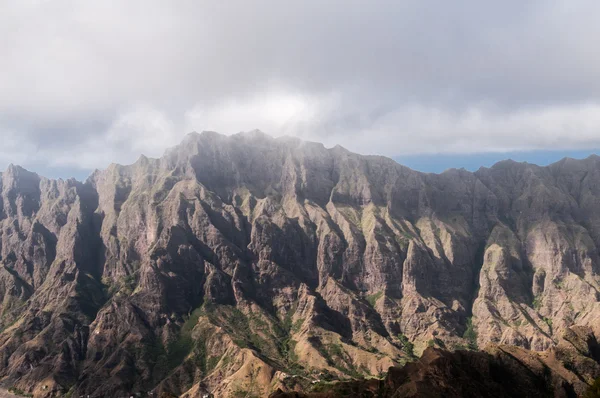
[0,131,599,397]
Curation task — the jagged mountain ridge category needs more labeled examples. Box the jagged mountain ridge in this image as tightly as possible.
[0,130,599,397]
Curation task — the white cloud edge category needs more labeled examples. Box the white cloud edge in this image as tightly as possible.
[2,91,600,171]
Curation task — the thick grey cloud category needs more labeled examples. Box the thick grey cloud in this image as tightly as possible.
[1,0,600,175]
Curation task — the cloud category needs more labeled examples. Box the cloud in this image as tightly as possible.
[1,0,600,175]
[315,102,600,156]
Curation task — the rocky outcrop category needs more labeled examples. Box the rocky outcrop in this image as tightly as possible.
[270,325,600,397]
[0,131,598,397]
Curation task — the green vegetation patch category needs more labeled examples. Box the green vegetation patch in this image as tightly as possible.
[8,387,33,397]
[163,306,205,371]
[291,318,304,333]
[314,339,365,378]
[366,291,383,307]
[397,334,416,359]
[102,270,139,297]
[463,317,478,350]
[231,366,263,398]
[584,377,600,398]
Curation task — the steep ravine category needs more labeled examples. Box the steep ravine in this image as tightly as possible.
[0,131,598,397]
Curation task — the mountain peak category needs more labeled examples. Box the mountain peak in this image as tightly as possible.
[0,132,600,396]
[236,128,269,138]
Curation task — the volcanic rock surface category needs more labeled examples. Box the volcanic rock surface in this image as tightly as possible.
[0,131,599,397]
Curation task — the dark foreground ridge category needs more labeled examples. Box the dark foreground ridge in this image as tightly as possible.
[0,131,599,396]
[272,326,600,397]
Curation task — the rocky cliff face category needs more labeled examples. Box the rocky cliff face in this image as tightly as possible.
[0,131,599,397]
[270,325,600,397]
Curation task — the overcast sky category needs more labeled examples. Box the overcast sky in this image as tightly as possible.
[2,0,600,178]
